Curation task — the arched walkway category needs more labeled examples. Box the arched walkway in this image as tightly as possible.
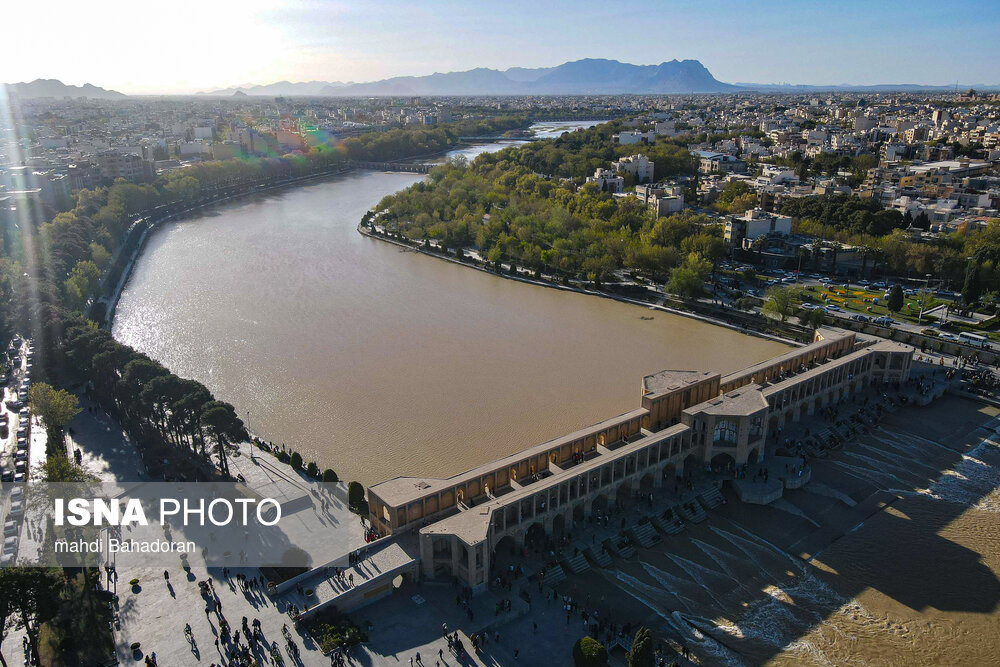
[552,513,566,540]
[525,522,547,552]
[711,452,736,474]
[639,472,655,493]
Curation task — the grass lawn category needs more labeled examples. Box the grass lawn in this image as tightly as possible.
[801,285,943,325]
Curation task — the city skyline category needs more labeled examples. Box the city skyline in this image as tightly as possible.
[3,0,1000,95]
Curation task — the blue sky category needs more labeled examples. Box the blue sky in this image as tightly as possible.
[4,0,999,93]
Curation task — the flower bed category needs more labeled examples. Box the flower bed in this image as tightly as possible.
[303,608,368,653]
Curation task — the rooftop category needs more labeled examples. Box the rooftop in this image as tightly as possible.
[685,385,768,417]
[368,407,649,507]
[642,369,718,396]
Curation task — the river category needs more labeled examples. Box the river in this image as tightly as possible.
[112,121,786,485]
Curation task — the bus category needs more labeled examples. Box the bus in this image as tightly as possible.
[958,332,989,348]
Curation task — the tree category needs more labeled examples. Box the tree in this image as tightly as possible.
[322,468,338,483]
[42,455,95,483]
[802,307,826,329]
[0,568,63,666]
[200,400,246,477]
[348,481,365,510]
[572,636,608,666]
[666,252,711,299]
[887,284,904,312]
[290,451,303,470]
[627,627,654,667]
[306,461,319,478]
[761,285,802,322]
[915,288,934,323]
[962,259,982,306]
[26,383,80,452]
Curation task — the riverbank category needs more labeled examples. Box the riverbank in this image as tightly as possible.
[357,222,805,348]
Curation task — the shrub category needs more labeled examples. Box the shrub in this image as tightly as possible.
[573,636,608,666]
[306,461,319,478]
[276,451,290,464]
[348,481,365,509]
[290,451,303,469]
[322,469,339,483]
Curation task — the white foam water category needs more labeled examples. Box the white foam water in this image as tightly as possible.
[918,435,1000,511]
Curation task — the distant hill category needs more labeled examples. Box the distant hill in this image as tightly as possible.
[200,81,350,96]
[192,61,1000,98]
[2,78,125,99]
[324,59,735,96]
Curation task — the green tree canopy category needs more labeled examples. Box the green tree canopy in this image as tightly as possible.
[0,567,63,666]
[666,252,711,298]
[761,285,803,322]
[573,636,609,667]
[887,284,904,312]
[26,383,80,451]
[627,627,654,667]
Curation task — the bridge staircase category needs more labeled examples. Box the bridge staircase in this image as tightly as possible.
[628,520,662,548]
[677,500,707,523]
[561,551,592,575]
[605,535,638,560]
[584,546,613,568]
[541,564,567,588]
[698,485,726,510]
[653,508,685,535]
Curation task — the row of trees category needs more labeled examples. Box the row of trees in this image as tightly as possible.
[58,313,247,478]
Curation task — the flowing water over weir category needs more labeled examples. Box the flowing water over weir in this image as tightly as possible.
[582,399,1000,665]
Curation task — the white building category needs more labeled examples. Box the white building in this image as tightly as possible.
[586,168,624,194]
[613,130,655,145]
[614,154,655,182]
[724,208,792,248]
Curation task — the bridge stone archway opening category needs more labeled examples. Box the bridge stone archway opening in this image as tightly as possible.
[552,513,566,540]
[711,452,736,474]
[639,473,655,494]
[592,494,609,518]
[525,522,547,553]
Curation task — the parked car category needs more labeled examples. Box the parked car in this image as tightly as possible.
[3,521,16,537]
[939,333,959,342]
[825,305,842,312]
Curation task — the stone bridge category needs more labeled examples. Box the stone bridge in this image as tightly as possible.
[348,160,432,173]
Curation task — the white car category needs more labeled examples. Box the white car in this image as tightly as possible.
[9,499,23,516]
[825,305,842,312]
[938,333,959,342]
[3,520,16,537]
[800,303,817,310]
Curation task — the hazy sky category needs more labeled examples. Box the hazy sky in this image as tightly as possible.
[3,0,999,94]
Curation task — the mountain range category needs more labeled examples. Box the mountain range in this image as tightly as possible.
[1,78,126,100]
[202,80,352,96]
[200,59,734,97]
[7,61,1000,100]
